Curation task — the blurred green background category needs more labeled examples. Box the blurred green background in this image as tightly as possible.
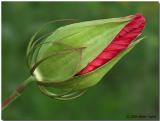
[2,2,159,120]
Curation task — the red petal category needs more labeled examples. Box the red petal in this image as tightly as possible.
[77,13,146,75]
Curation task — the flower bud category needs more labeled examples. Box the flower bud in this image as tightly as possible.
[27,13,145,100]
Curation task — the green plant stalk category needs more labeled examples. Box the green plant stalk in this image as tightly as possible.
[2,76,34,110]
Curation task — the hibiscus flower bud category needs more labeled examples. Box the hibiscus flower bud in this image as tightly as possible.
[27,13,145,100]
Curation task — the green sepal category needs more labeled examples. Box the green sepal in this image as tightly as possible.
[34,15,132,83]
[61,37,145,90]
[38,85,86,100]
[32,44,85,82]
[26,19,78,68]
[37,37,144,90]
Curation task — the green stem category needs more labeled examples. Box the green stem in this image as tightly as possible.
[2,76,34,110]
